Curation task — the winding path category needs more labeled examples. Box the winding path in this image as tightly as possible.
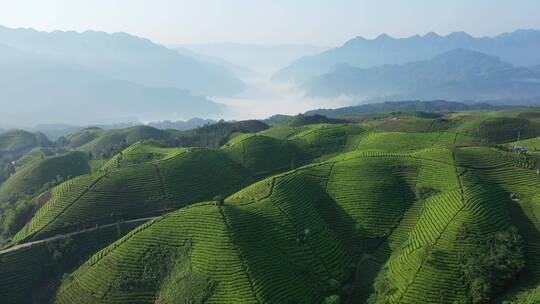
[0,216,158,255]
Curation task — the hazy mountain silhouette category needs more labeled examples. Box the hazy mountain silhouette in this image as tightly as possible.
[0,25,246,96]
[273,29,540,83]
[305,100,524,117]
[173,47,256,79]
[304,49,540,101]
[0,43,223,126]
[181,42,328,74]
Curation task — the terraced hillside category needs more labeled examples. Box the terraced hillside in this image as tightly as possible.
[11,126,371,245]
[54,143,540,304]
[6,111,540,303]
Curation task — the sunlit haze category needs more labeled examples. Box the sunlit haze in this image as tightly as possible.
[0,0,539,46]
[0,0,540,125]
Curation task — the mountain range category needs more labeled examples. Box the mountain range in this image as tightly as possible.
[0,25,246,96]
[303,49,540,101]
[273,29,540,83]
[180,42,328,74]
[0,43,223,126]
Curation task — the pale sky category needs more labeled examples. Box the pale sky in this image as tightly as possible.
[0,0,539,46]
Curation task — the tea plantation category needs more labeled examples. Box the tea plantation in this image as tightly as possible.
[4,110,540,303]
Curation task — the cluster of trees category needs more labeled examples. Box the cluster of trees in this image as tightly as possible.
[173,120,242,148]
[415,186,440,201]
[459,226,526,303]
[0,161,16,184]
[473,117,539,143]
[47,236,77,271]
[87,139,129,160]
[171,120,268,148]
[367,226,525,304]
[0,174,67,243]
[1,196,33,237]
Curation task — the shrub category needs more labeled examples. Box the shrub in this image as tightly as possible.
[323,295,341,304]
[416,186,440,200]
[213,195,224,205]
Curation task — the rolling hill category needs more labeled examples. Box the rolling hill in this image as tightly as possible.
[273,29,540,83]
[0,129,51,161]
[52,140,540,303]
[70,121,269,160]
[11,123,368,245]
[5,108,540,303]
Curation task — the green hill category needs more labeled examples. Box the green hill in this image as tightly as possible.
[10,148,250,244]
[48,143,540,303]
[173,120,269,148]
[11,124,372,245]
[53,144,540,303]
[13,147,54,168]
[76,126,172,159]
[7,112,540,303]
[0,151,90,239]
[74,121,269,160]
[0,130,51,160]
[12,128,347,244]
[66,127,106,148]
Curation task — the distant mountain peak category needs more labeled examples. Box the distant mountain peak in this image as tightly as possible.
[273,28,540,83]
[302,46,540,101]
[446,31,473,39]
[424,32,441,39]
[0,24,246,97]
[376,33,393,40]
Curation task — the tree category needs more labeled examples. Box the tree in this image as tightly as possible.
[213,195,224,205]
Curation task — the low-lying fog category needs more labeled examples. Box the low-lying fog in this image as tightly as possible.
[213,74,354,121]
